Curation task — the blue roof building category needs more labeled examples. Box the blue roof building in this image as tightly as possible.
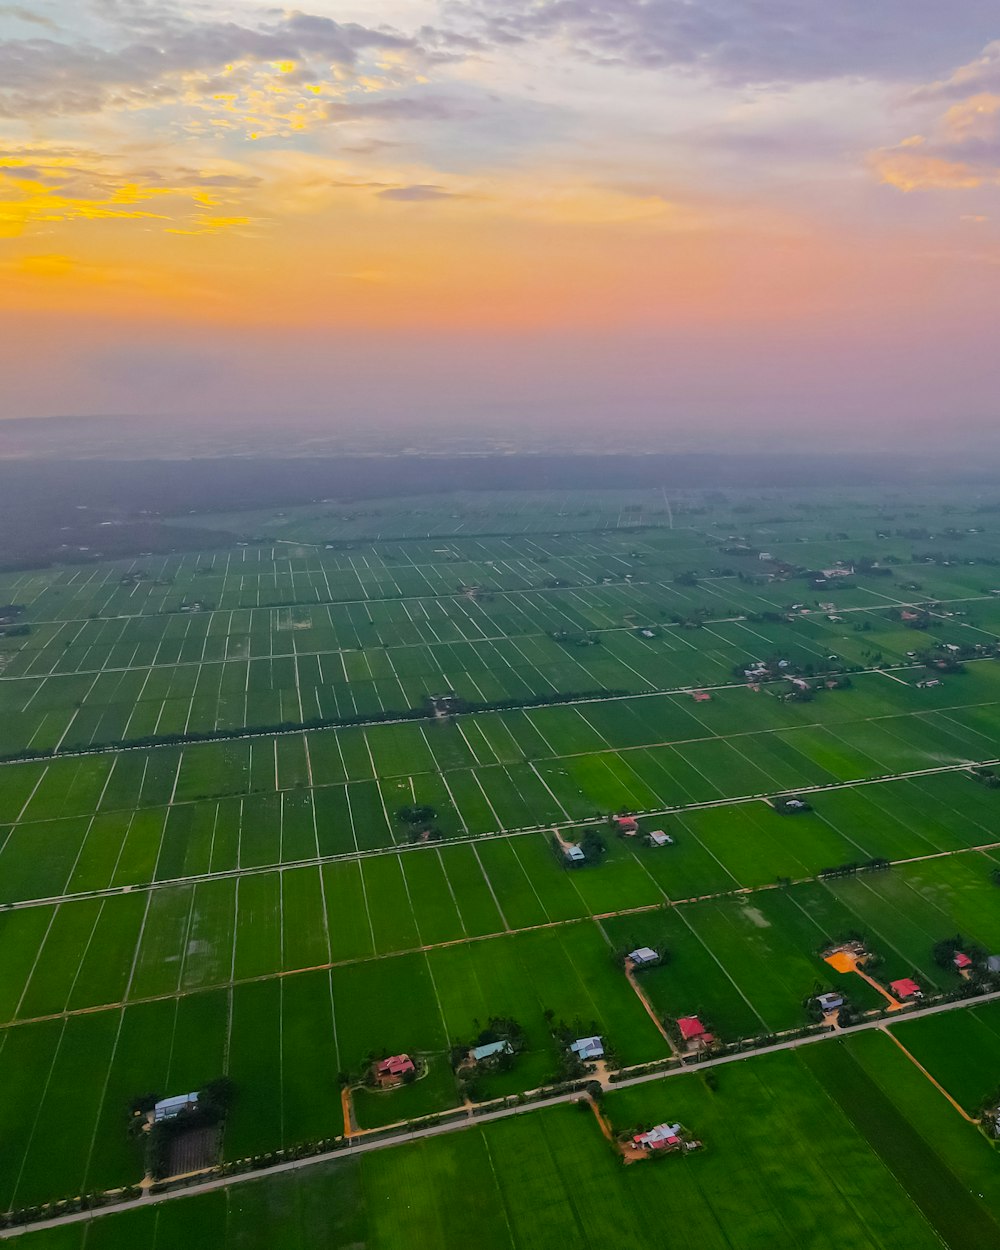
[570,1036,604,1060]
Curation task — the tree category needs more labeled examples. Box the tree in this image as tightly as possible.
[395,804,437,825]
[579,828,607,863]
[932,935,966,968]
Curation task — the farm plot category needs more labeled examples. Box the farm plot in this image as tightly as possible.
[19,1044,1000,1250]
[0,918,675,1208]
[8,665,1000,906]
[803,1032,1000,1248]
[6,784,1000,1030]
[888,1001,1000,1114]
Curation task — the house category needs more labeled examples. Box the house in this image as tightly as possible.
[570,1036,604,1061]
[564,844,586,863]
[890,978,922,1000]
[633,1122,683,1150]
[677,1016,713,1045]
[648,829,673,847]
[614,815,639,835]
[153,1093,200,1123]
[628,947,659,967]
[785,799,806,810]
[816,992,844,1013]
[988,956,1000,974]
[376,1054,415,1080]
[954,952,973,970]
[472,1040,513,1063]
[691,690,712,702]
[640,628,655,638]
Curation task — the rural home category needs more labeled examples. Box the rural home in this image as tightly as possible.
[564,844,586,863]
[988,956,1000,974]
[614,816,639,835]
[633,1123,682,1151]
[648,829,673,847]
[628,947,659,967]
[691,690,711,702]
[153,1093,200,1123]
[677,1016,714,1046]
[816,992,844,1013]
[377,1054,415,1080]
[570,1036,605,1060]
[954,952,973,970]
[471,1040,513,1063]
[890,978,922,1000]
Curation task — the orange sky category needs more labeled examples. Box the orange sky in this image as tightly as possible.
[1,1,998,442]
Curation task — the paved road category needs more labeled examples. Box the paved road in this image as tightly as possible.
[5,986,1000,1240]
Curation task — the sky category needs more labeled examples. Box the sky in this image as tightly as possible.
[1,0,999,449]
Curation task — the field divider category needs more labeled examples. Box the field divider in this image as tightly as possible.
[6,650,1000,767]
[6,766,1000,920]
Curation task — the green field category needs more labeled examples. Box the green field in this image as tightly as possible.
[5,485,1000,1242]
[15,1033,1000,1249]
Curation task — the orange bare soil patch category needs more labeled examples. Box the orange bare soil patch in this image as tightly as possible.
[823,946,905,1011]
[588,1097,647,1165]
[340,1086,355,1137]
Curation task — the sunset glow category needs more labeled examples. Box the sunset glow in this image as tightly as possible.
[1,1,998,442]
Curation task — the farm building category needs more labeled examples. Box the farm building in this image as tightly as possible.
[988,956,1000,974]
[564,844,586,863]
[376,1054,415,1079]
[648,829,673,847]
[633,1123,682,1151]
[890,978,922,1000]
[677,1016,713,1045]
[153,1093,199,1123]
[785,799,806,810]
[570,1036,604,1060]
[816,992,844,1013]
[628,947,660,967]
[471,1040,513,1063]
[614,816,639,835]
[954,952,973,970]
[691,690,711,703]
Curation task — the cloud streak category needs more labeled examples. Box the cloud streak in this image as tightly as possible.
[0,8,429,118]
[448,0,999,85]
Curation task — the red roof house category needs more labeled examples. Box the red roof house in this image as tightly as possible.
[376,1054,415,1079]
[691,691,712,703]
[890,978,922,999]
[677,1016,707,1042]
[615,816,638,833]
[954,952,973,970]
